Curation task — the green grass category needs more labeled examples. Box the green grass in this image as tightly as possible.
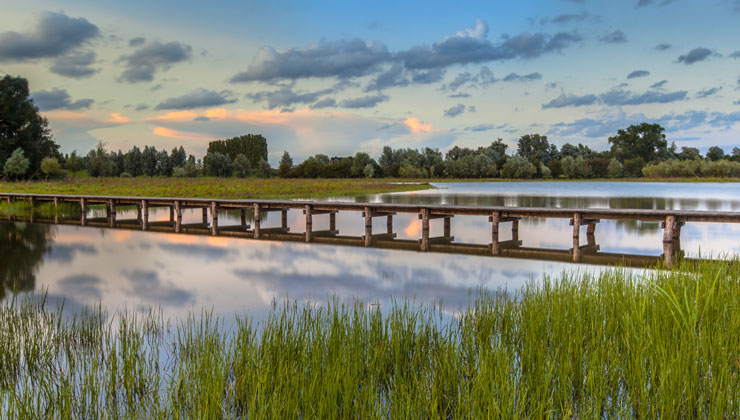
[0,177,433,200]
[2,259,740,418]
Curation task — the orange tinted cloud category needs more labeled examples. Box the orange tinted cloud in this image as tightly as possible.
[153,127,217,140]
[105,113,133,124]
[404,117,432,134]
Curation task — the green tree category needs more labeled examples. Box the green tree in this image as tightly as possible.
[350,152,374,177]
[141,146,158,176]
[203,152,233,177]
[183,155,199,177]
[256,158,271,178]
[3,147,30,179]
[363,163,375,178]
[87,141,110,178]
[170,146,187,168]
[278,151,293,177]
[517,134,558,164]
[678,146,701,161]
[607,158,623,178]
[124,146,143,176]
[0,75,60,177]
[608,123,667,162]
[207,134,268,168]
[65,150,83,177]
[501,156,537,179]
[706,146,726,161]
[233,153,251,178]
[40,157,65,179]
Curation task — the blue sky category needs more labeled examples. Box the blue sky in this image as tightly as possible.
[1,0,739,163]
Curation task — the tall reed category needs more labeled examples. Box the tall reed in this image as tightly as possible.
[1,259,739,418]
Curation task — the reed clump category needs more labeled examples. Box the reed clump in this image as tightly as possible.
[1,259,739,418]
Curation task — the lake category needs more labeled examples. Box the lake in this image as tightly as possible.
[2,181,740,320]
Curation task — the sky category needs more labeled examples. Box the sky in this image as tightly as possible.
[1,0,739,164]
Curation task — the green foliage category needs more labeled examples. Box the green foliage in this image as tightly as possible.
[207,134,268,168]
[86,142,112,178]
[678,146,702,161]
[203,152,233,177]
[398,162,427,178]
[622,157,645,178]
[607,158,623,178]
[40,157,65,179]
[608,123,668,162]
[120,172,132,178]
[278,151,293,178]
[502,156,537,179]
[3,148,30,179]
[561,155,590,178]
[256,158,271,178]
[350,152,374,178]
[517,133,558,163]
[233,153,251,178]
[65,150,83,176]
[141,145,157,176]
[182,157,199,178]
[363,163,375,178]
[539,163,552,179]
[706,146,726,161]
[0,75,60,177]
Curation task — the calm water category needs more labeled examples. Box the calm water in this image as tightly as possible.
[2,181,740,320]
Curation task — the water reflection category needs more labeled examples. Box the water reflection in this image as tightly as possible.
[1,181,740,320]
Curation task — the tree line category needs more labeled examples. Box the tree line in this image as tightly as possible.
[4,74,740,181]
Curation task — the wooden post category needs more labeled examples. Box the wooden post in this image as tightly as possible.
[572,212,581,262]
[174,200,182,233]
[663,215,676,268]
[169,205,174,222]
[420,208,430,252]
[141,200,148,230]
[512,219,519,242]
[444,216,451,237]
[386,214,393,234]
[364,206,372,247]
[281,210,288,229]
[305,205,313,242]
[491,211,500,256]
[108,199,116,227]
[137,204,142,221]
[80,198,87,226]
[53,197,59,224]
[329,212,336,231]
[202,207,208,224]
[240,208,247,227]
[253,204,260,239]
[211,201,218,235]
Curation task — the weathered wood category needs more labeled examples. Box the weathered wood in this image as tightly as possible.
[573,213,582,262]
[211,201,218,236]
[444,216,451,237]
[80,198,87,226]
[364,206,372,247]
[174,200,182,233]
[281,210,288,229]
[330,212,336,231]
[362,211,396,218]
[491,211,500,256]
[420,208,430,252]
[202,207,208,224]
[386,214,393,234]
[240,208,246,226]
[512,219,519,242]
[417,213,452,220]
[305,204,313,242]
[141,200,148,230]
[253,203,260,239]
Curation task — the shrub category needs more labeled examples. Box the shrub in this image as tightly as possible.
[3,148,30,179]
[40,157,66,179]
[234,154,251,178]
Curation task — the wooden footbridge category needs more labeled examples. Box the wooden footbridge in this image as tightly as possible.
[3,192,740,267]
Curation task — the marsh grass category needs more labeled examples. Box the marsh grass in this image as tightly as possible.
[2,260,740,418]
[0,178,432,200]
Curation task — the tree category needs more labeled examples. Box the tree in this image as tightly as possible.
[156,150,172,176]
[517,134,557,164]
[0,75,60,177]
[203,152,233,177]
[40,157,65,179]
[170,146,186,168]
[124,146,143,176]
[256,158,271,178]
[65,150,83,177]
[501,156,537,179]
[3,147,30,179]
[233,153,251,178]
[608,123,668,163]
[706,146,725,161]
[678,146,701,161]
[207,134,268,168]
[350,152,374,177]
[607,158,623,178]
[183,155,199,177]
[141,146,158,176]
[87,141,110,178]
[363,163,375,178]
[278,151,293,177]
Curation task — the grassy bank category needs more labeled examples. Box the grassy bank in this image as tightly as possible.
[2,260,739,418]
[0,177,433,200]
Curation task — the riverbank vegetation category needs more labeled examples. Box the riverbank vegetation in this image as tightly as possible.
[1,259,739,418]
[0,177,433,200]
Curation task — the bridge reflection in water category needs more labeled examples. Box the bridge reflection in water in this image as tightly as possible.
[2,203,707,270]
